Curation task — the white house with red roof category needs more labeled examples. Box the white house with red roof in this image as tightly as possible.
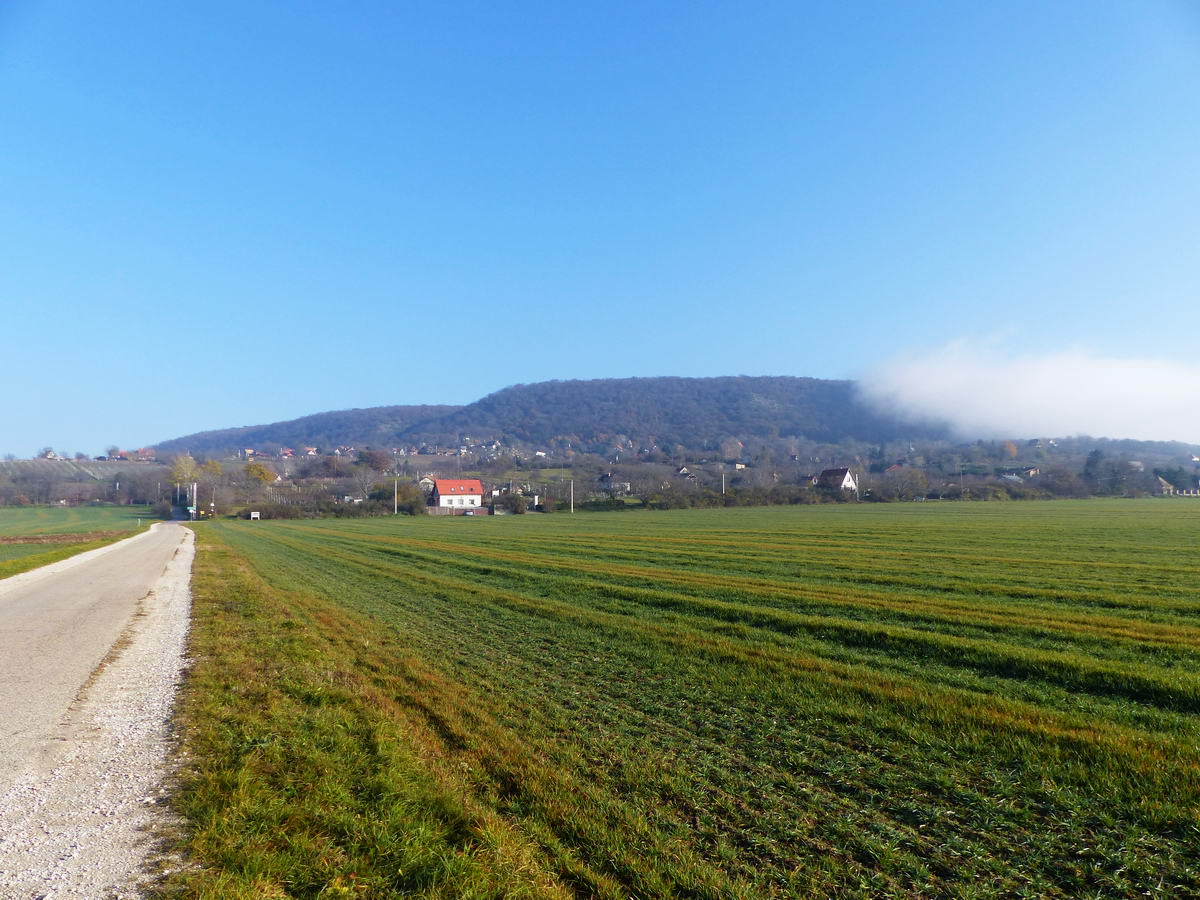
[432,478,484,509]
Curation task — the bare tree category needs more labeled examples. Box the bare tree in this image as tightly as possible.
[350,466,380,500]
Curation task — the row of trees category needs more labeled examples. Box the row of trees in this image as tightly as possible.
[0,466,166,506]
[4,434,1194,516]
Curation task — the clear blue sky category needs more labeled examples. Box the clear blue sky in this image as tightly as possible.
[2,1,1197,455]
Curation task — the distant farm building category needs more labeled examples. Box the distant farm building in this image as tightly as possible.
[432,478,484,510]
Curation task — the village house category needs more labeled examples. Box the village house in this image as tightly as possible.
[597,472,632,495]
[816,467,858,493]
[432,478,484,510]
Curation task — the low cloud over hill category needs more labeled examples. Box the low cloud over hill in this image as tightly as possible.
[860,342,1200,444]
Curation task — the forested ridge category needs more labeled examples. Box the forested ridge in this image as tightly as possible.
[410,376,944,445]
[155,405,461,456]
[154,376,947,455]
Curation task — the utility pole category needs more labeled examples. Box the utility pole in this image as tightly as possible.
[393,477,398,515]
[570,479,574,514]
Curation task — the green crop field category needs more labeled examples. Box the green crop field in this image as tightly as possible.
[0,504,151,537]
[0,505,152,578]
[166,500,1200,898]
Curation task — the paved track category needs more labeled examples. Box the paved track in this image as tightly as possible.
[0,522,190,795]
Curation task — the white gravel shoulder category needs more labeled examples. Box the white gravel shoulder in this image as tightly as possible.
[0,525,194,899]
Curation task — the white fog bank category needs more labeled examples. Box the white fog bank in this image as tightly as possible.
[860,342,1200,444]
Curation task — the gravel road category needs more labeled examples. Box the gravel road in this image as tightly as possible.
[0,522,194,898]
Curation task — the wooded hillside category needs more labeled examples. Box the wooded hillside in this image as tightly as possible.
[155,405,460,456]
[154,376,947,455]
[405,376,945,446]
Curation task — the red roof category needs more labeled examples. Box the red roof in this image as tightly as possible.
[433,478,484,495]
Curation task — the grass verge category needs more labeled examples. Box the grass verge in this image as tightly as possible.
[157,529,573,899]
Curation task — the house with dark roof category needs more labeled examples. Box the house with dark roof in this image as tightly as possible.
[816,467,858,493]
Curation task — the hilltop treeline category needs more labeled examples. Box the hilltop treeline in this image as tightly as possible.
[408,376,943,447]
[155,376,946,456]
[155,405,459,457]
